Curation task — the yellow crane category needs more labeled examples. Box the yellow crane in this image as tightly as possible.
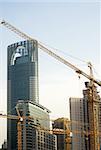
[0,20,101,87]
[0,19,101,150]
[0,109,23,150]
[0,113,101,150]
[85,62,100,150]
[15,106,23,150]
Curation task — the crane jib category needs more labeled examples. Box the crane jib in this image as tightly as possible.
[0,19,101,87]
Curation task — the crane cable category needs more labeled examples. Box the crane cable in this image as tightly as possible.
[0,19,101,86]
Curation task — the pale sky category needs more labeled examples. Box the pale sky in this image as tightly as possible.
[0,0,100,147]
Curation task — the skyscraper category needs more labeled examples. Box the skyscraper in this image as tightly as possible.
[7,40,39,150]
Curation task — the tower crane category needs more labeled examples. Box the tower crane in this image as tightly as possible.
[15,106,24,150]
[85,62,100,150]
[0,110,23,150]
[0,20,101,150]
[0,20,101,87]
[0,113,100,150]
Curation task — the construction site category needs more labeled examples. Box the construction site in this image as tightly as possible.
[0,19,101,150]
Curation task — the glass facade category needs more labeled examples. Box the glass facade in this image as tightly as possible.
[69,98,86,150]
[7,40,57,150]
[7,40,39,150]
[17,100,50,130]
[16,100,57,150]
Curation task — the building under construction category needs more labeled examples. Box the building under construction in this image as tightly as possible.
[70,82,101,150]
[83,82,101,150]
[98,99,101,149]
[52,118,71,150]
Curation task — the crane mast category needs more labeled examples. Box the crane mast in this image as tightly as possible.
[0,20,101,150]
[0,113,23,150]
[85,62,100,150]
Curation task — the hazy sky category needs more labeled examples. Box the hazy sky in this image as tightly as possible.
[0,0,100,147]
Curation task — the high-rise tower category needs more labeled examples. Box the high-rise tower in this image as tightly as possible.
[7,40,39,150]
[69,97,86,150]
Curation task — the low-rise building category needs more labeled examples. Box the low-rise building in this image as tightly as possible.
[52,118,71,150]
